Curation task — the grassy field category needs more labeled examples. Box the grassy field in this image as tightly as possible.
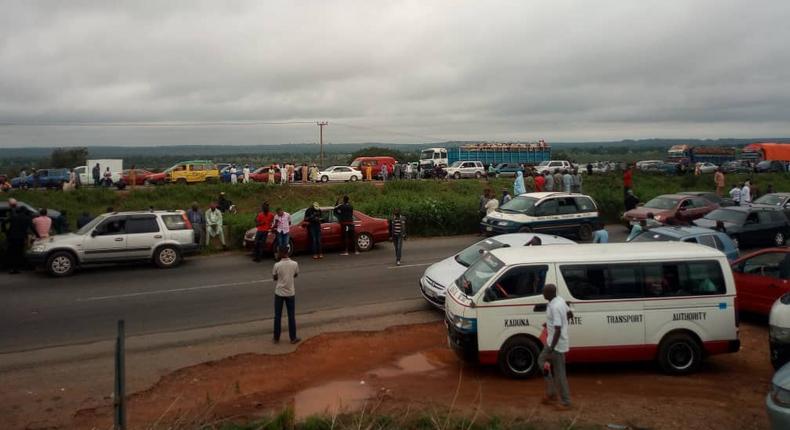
[3,172,788,248]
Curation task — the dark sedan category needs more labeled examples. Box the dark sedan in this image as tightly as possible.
[721,160,753,174]
[694,206,789,248]
[756,160,786,173]
[753,193,790,219]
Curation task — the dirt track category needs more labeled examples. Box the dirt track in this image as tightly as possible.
[66,320,774,430]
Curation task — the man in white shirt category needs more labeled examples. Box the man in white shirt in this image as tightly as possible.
[538,283,572,409]
[729,183,742,206]
[242,165,251,183]
[741,181,752,206]
[272,250,300,344]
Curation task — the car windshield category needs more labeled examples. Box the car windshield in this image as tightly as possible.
[455,238,505,267]
[537,161,549,166]
[631,231,675,242]
[420,151,434,160]
[76,215,105,235]
[450,161,463,167]
[754,194,785,206]
[644,197,679,210]
[290,208,306,225]
[455,252,504,296]
[704,209,747,224]
[499,196,538,214]
[349,159,363,167]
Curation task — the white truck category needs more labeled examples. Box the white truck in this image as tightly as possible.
[74,159,124,186]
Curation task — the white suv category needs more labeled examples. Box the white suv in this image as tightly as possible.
[444,161,485,179]
[535,160,574,174]
[27,211,199,277]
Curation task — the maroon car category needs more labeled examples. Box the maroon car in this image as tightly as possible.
[243,207,389,257]
[121,169,154,186]
[624,193,718,225]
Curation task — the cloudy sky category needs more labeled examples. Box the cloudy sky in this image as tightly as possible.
[1,0,789,147]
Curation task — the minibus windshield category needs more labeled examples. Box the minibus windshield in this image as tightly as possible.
[456,253,504,296]
[455,239,504,267]
[499,196,538,214]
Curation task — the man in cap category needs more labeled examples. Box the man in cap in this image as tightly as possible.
[205,202,227,249]
[2,198,35,274]
[304,202,323,259]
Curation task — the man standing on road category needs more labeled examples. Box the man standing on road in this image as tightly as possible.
[534,172,545,192]
[272,207,291,254]
[380,164,388,182]
[538,283,572,410]
[562,170,572,193]
[230,165,238,184]
[92,163,101,186]
[205,203,227,249]
[623,164,633,196]
[254,202,274,262]
[243,165,251,184]
[544,171,554,192]
[553,170,563,192]
[729,183,742,206]
[714,169,726,196]
[741,181,752,206]
[187,202,205,246]
[513,171,526,196]
[572,169,582,194]
[272,249,300,344]
[334,195,357,255]
[624,189,640,211]
[304,202,323,259]
[2,199,34,274]
[389,208,406,266]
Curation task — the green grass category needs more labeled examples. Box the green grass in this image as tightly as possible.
[3,172,789,249]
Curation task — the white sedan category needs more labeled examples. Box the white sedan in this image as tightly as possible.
[318,166,363,182]
[419,233,576,309]
[696,162,719,174]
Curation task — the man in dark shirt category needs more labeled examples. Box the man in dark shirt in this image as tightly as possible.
[624,189,640,212]
[304,202,323,259]
[388,208,407,266]
[2,199,35,274]
[333,195,356,255]
[217,192,232,213]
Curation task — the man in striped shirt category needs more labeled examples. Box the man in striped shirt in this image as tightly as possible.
[389,208,407,266]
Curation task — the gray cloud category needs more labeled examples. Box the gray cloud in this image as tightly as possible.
[1,0,789,147]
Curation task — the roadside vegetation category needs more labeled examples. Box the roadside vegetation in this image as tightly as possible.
[3,172,789,249]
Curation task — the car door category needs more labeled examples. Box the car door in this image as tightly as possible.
[320,210,341,249]
[336,167,352,180]
[125,215,162,259]
[741,211,764,246]
[84,216,127,262]
[733,251,790,314]
[532,198,559,233]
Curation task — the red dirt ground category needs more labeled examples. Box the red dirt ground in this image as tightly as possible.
[70,321,773,430]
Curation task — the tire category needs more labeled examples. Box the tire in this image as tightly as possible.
[775,231,786,247]
[273,239,294,261]
[498,337,541,379]
[356,232,373,252]
[321,176,329,183]
[177,178,188,185]
[475,171,482,179]
[154,246,182,269]
[454,172,461,180]
[657,333,702,375]
[350,175,358,182]
[46,251,76,277]
[578,223,593,241]
[144,179,152,186]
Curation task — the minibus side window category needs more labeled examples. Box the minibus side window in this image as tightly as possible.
[557,198,577,215]
[642,262,725,297]
[560,264,643,300]
[488,265,548,301]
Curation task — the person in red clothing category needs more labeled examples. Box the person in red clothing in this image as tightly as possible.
[534,173,545,192]
[253,202,275,262]
[623,164,633,196]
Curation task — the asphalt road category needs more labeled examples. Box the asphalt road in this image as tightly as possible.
[0,228,635,353]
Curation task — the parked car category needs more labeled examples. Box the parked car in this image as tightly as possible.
[696,162,719,174]
[767,361,790,429]
[249,166,282,183]
[243,207,388,257]
[721,160,753,174]
[0,200,64,232]
[754,193,790,219]
[349,156,398,178]
[493,163,524,177]
[11,168,71,189]
[730,248,790,317]
[318,166,363,182]
[534,160,573,175]
[623,193,718,225]
[757,160,787,173]
[166,160,220,184]
[679,191,736,207]
[770,293,790,369]
[635,160,663,171]
[121,169,154,186]
[26,211,199,276]
[630,226,738,260]
[480,192,599,241]
[694,207,789,248]
[145,169,168,185]
[444,161,485,179]
[420,233,575,309]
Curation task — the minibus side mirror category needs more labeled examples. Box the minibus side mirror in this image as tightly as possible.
[483,288,497,302]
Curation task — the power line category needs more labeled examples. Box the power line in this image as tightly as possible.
[0,120,316,127]
[332,122,446,142]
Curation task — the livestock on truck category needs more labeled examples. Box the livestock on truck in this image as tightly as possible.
[418,141,551,170]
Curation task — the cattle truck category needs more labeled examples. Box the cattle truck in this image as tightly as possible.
[418,141,551,170]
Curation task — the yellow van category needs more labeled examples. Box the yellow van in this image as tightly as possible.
[166,160,220,184]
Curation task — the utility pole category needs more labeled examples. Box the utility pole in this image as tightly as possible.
[317,121,328,168]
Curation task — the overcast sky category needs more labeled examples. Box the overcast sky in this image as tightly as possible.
[1,0,789,147]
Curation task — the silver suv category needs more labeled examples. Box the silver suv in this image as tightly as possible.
[27,211,199,277]
[444,161,485,179]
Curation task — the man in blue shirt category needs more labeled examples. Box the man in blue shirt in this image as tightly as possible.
[592,222,608,243]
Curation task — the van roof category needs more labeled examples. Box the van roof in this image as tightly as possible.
[489,242,723,265]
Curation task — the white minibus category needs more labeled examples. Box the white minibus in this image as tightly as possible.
[445,242,740,378]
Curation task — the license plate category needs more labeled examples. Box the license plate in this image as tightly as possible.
[486,226,492,231]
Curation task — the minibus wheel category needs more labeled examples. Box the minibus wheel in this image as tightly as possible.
[658,333,702,375]
[578,223,593,241]
[498,337,540,379]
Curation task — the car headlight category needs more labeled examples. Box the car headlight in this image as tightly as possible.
[772,383,790,408]
[496,220,510,226]
[770,325,790,342]
[482,217,489,223]
[654,215,664,221]
[31,244,46,253]
[449,314,477,332]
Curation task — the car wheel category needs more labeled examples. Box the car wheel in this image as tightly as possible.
[350,175,358,182]
[154,246,182,269]
[272,239,294,261]
[356,232,373,252]
[775,231,787,247]
[177,178,188,185]
[578,223,593,241]
[453,172,461,180]
[144,179,152,186]
[321,176,329,183]
[657,333,702,375]
[498,336,540,379]
[47,251,76,277]
[475,171,482,179]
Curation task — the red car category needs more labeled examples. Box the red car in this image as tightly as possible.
[145,170,168,185]
[731,248,790,315]
[249,166,283,183]
[623,193,718,225]
[121,169,154,186]
[243,207,389,256]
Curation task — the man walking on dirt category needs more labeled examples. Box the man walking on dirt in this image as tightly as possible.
[538,283,572,409]
[334,195,357,255]
[272,249,300,344]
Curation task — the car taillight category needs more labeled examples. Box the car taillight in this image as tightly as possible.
[734,297,740,327]
[181,213,192,230]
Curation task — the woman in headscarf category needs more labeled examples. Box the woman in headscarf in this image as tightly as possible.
[513,170,526,195]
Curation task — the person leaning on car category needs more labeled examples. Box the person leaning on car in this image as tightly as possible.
[334,195,357,255]
[2,198,36,274]
[304,202,323,259]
